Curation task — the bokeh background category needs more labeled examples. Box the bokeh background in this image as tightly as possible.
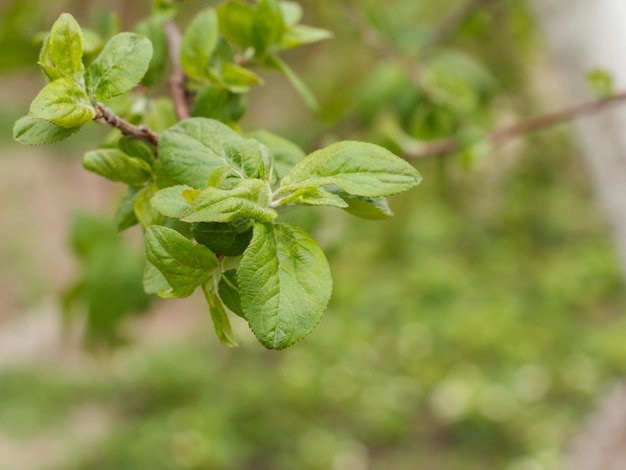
[2,0,626,469]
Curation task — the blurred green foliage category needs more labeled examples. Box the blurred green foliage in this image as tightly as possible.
[2,0,626,469]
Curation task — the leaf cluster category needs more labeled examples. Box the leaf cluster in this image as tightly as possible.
[13,2,422,349]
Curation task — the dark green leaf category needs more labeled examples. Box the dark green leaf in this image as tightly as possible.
[118,138,155,165]
[83,149,153,186]
[13,117,82,145]
[115,186,141,231]
[340,195,394,220]
[192,219,253,256]
[239,222,332,349]
[218,269,244,317]
[86,32,153,100]
[145,225,220,298]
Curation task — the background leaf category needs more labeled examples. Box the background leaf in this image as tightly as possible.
[181,8,219,81]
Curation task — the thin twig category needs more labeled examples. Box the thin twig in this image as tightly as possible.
[404,91,626,161]
[94,103,160,146]
[164,20,191,121]
[421,0,496,59]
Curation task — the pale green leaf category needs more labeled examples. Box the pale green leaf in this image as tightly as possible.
[158,118,265,188]
[151,185,194,218]
[181,179,277,223]
[279,1,303,27]
[218,269,244,317]
[13,117,81,145]
[143,260,172,295]
[181,8,219,80]
[280,141,422,197]
[86,32,153,100]
[83,149,153,186]
[38,13,84,83]
[145,225,219,298]
[277,186,348,208]
[340,195,394,220]
[280,25,332,49]
[28,78,95,128]
[239,222,332,349]
[202,283,239,347]
[134,184,163,228]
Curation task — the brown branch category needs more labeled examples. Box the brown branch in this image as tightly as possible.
[94,103,160,146]
[164,20,190,121]
[404,91,626,161]
[421,0,496,59]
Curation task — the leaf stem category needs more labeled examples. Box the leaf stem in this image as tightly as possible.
[164,20,191,121]
[93,103,160,146]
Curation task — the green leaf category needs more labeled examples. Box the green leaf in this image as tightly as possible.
[280,141,422,198]
[192,219,253,256]
[239,222,332,349]
[151,185,194,218]
[202,283,239,347]
[159,118,265,188]
[118,138,155,165]
[38,13,84,83]
[134,15,168,87]
[181,8,219,81]
[143,260,172,295]
[277,186,348,208]
[86,32,153,100]
[29,78,95,128]
[181,179,277,223]
[115,186,141,231]
[218,269,244,317]
[193,87,247,123]
[253,0,286,56]
[145,225,220,298]
[280,25,332,50]
[217,1,256,49]
[13,117,82,145]
[83,149,153,186]
[279,1,303,27]
[340,195,394,220]
[247,130,305,180]
[145,97,178,133]
[134,184,163,228]
[267,55,318,113]
[221,62,264,92]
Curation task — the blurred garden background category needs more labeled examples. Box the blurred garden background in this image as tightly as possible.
[2,0,626,469]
